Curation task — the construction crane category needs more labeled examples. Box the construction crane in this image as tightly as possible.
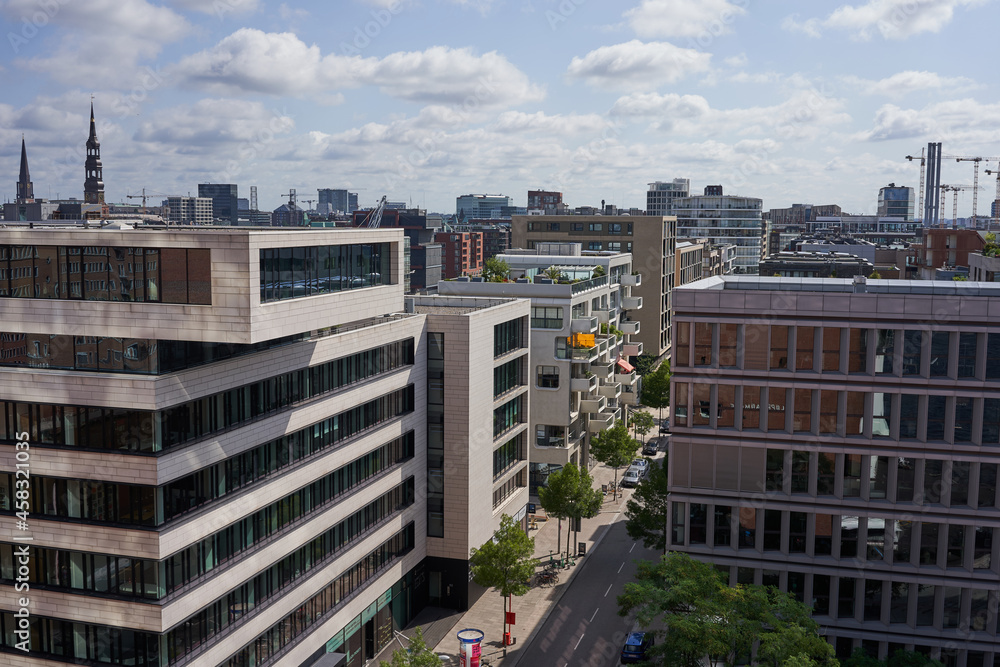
[280,189,297,209]
[905,149,926,222]
[362,195,388,228]
[907,151,1000,221]
[983,165,1000,232]
[301,199,317,210]
[939,185,975,229]
[125,188,165,215]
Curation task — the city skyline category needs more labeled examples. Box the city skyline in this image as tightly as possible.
[1,0,999,215]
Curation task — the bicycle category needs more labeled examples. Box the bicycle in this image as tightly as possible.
[534,569,560,587]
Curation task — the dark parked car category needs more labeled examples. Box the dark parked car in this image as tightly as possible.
[642,441,658,456]
[658,420,670,433]
[621,631,654,664]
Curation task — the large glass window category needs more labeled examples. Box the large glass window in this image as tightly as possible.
[875,329,895,374]
[768,325,788,370]
[983,398,1000,444]
[979,463,997,508]
[841,516,859,559]
[494,359,521,396]
[848,329,867,373]
[924,460,943,504]
[817,453,835,496]
[795,326,814,370]
[714,506,732,546]
[839,577,856,618]
[738,507,755,549]
[819,390,838,434]
[765,450,784,491]
[930,332,950,376]
[894,520,912,564]
[822,328,841,372]
[813,574,831,615]
[955,397,974,442]
[717,385,735,428]
[793,389,811,432]
[719,324,737,367]
[864,580,882,621]
[899,394,919,439]
[675,322,690,367]
[693,384,712,426]
[845,392,865,436]
[869,456,888,499]
[872,393,891,438]
[974,527,993,570]
[531,306,563,329]
[988,333,1000,378]
[690,504,708,544]
[951,461,971,506]
[494,396,523,437]
[815,514,833,555]
[674,383,688,426]
[767,387,786,431]
[919,523,939,565]
[958,332,977,378]
[902,330,923,375]
[890,582,909,623]
[897,458,915,502]
[790,512,806,553]
[763,509,782,551]
[694,322,712,366]
[494,318,523,357]
[260,243,388,303]
[741,386,761,430]
[791,452,809,493]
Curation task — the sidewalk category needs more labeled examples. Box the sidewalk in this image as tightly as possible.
[428,456,649,666]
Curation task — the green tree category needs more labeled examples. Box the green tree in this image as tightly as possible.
[631,411,654,442]
[641,361,671,423]
[953,274,968,281]
[634,353,658,376]
[469,514,536,642]
[624,459,670,554]
[380,627,442,667]
[868,270,882,279]
[592,265,606,278]
[984,232,1000,258]
[481,257,510,282]
[618,553,836,667]
[886,650,944,667]
[539,463,603,557]
[543,266,564,281]
[590,421,639,500]
[840,648,882,667]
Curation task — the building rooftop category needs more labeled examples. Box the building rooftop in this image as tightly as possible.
[679,275,1000,297]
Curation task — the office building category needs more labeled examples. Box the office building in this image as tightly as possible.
[0,224,529,666]
[878,184,916,221]
[318,190,359,216]
[512,215,675,359]
[673,186,763,275]
[163,196,213,225]
[759,251,874,278]
[527,190,564,215]
[646,179,690,216]
[198,183,239,225]
[765,204,843,227]
[675,240,705,287]
[669,275,1000,664]
[806,216,920,246]
[439,244,640,491]
[456,194,513,220]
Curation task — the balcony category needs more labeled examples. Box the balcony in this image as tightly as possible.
[565,345,599,364]
[614,370,637,386]
[598,382,622,400]
[571,316,599,334]
[591,360,613,378]
[571,375,599,393]
[587,407,620,433]
[620,320,640,335]
[622,296,643,310]
[621,273,642,287]
[580,395,607,413]
[592,307,611,324]
[623,342,643,357]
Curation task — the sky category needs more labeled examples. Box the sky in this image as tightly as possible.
[1,0,999,217]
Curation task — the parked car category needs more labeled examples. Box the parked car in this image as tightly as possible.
[641,441,658,456]
[659,420,670,433]
[630,459,650,476]
[620,631,654,664]
[621,468,641,488]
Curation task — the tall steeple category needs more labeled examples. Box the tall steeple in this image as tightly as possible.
[84,101,104,205]
[16,135,33,203]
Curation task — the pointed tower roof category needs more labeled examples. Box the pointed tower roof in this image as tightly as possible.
[87,101,100,148]
[19,136,30,184]
[16,135,34,203]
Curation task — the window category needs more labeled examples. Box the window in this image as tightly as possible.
[672,503,685,545]
[899,394,919,439]
[841,516,859,558]
[974,526,993,570]
[791,452,809,493]
[714,506,732,546]
[587,242,602,251]
[260,244,388,303]
[984,398,1000,444]
[546,222,561,231]
[535,425,564,448]
[843,455,862,497]
[763,509,782,551]
[979,463,997,508]
[822,328,841,372]
[872,393,891,438]
[926,396,946,441]
[893,521,912,564]
[693,384,711,426]
[864,580,882,622]
[607,242,621,252]
[817,453,835,495]
[588,223,602,232]
[674,383,688,426]
[813,574,831,615]
[494,359,521,396]
[955,397,973,442]
[738,507,755,549]
[571,223,583,231]
[675,322,690,368]
[793,389,811,432]
[867,519,886,561]
[795,326,814,370]
[815,514,833,555]
[694,322,712,366]
[790,512,806,553]
[946,525,964,568]
[531,306,563,329]
[741,386,760,430]
[608,223,622,235]
[923,460,943,504]
[719,324,737,366]
[819,390,838,433]
[902,330,922,375]
[930,332,949,376]
[896,458,915,502]
[839,577,856,618]
[765,450,784,491]
[494,319,523,357]
[767,388,787,431]
[769,325,789,370]
[717,385,735,428]
[875,329,895,374]
[690,504,707,544]
[988,333,1000,378]
[919,523,939,565]
[958,332,976,377]
[845,392,865,436]
[536,365,558,389]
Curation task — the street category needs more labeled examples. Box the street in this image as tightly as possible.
[517,516,660,667]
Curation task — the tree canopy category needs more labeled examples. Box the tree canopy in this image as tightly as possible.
[590,421,639,499]
[641,361,671,422]
[631,411,654,442]
[624,459,670,554]
[538,463,603,557]
[481,257,510,282]
[469,514,536,641]
[379,627,442,667]
[617,552,837,667]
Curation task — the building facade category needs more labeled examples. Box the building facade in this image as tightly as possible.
[164,196,212,225]
[669,276,1000,664]
[673,186,763,275]
[0,225,529,667]
[913,228,986,280]
[646,179,690,216]
[456,195,513,220]
[434,231,484,279]
[760,251,874,278]
[512,215,675,360]
[198,184,239,225]
[318,189,359,216]
[878,184,916,221]
[527,191,564,215]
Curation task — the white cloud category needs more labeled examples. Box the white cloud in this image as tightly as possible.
[170,0,260,15]
[172,30,544,107]
[492,111,610,135]
[840,70,977,98]
[624,0,748,39]
[723,53,748,68]
[782,0,990,40]
[133,99,295,146]
[859,98,1000,143]
[566,40,711,90]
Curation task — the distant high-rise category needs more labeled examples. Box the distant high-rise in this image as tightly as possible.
[878,183,915,221]
[83,103,104,205]
[317,188,359,215]
[456,194,512,219]
[198,183,239,224]
[673,185,763,274]
[16,136,33,203]
[164,196,213,225]
[527,190,563,214]
[646,179,690,216]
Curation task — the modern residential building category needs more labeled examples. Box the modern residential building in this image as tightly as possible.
[673,186,763,275]
[675,240,706,287]
[198,183,239,225]
[759,251,874,278]
[765,204,843,227]
[669,275,1000,664]
[163,196,213,225]
[456,194,513,220]
[438,244,641,491]
[449,223,510,260]
[807,216,920,246]
[0,223,530,666]
[969,251,1000,282]
[704,243,738,280]
[912,228,986,280]
[646,180,690,216]
[878,184,916,221]
[512,215,675,359]
[527,190,564,215]
[434,231,484,279]
[318,189,359,216]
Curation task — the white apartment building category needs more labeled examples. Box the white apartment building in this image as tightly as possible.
[673,186,763,275]
[164,197,212,225]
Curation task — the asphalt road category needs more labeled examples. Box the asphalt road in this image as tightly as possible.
[518,507,661,667]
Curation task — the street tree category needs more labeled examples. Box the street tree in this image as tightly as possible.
[590,421,639,500]
[538,463,603,557]
[617,552,836,667]
[631,410,654,442]
[634,353,658,376]
[624,459,670,554]
[380,627,442,667]
[536,465,572,557]
[481,257,510,283]
[469,514,536,645]
[641,361,671,423]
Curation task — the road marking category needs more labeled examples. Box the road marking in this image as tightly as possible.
[617,562,624,573]
[574,634,585,650]
[605,583,614,597]
[629,543,636,553]
[590,608,599,622]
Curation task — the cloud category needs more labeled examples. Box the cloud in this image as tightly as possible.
[492,111,610,135]
[172,29,544,107]
[782,0,990,41]
[858,98,1000,143]
[624,0,748,39]
[566,40,711,90]
[840,70,977,98]
[2,0,190,87]
[169,0,260,15]
[132,99,295,146]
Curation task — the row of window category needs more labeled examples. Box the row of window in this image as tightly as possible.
[0,433,412,600]
[0,245,211,304]
[494,472,525,509]
[494,436,523,479]
[426,332,445,539]
[494,396,524,438]
[494,318,524,358]
[527,221,633,234]
[0,331,305,375]
[672,503,995,572]
[672,445,999,508]
[259,244,392,303]
[0,339,414,453]
[675,384,1000,444]
[494,358,522,397]
[676,323,1000,379]
[0,524,415,666]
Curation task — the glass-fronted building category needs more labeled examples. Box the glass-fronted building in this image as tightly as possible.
[673,186,763,275]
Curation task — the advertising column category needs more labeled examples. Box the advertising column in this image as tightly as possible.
[456,628,485,667]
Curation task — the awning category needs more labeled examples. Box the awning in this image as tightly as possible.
[616,358,635,373]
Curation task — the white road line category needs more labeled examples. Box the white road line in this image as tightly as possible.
[629,542,636,553]
[590,607,600,622]
[617,562,624,573]
[605,583,613,597]
[574,634,585,650]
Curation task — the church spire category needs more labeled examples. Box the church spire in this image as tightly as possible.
[84,101,104,205]
[16,135,34,203]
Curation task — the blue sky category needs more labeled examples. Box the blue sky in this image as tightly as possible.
[1,0,999,216]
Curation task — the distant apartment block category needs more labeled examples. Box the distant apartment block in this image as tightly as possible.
[765,204,843,227]
[434,231,484,279]
[912,228,986,279]
[646,179,690,216]
[760,251,874,278]
[527,190,564,215]
[878,184,916,221]
[456,194,513,220]
[318,189,359,215]
[673,185,763,275]
[164,196,212,225]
